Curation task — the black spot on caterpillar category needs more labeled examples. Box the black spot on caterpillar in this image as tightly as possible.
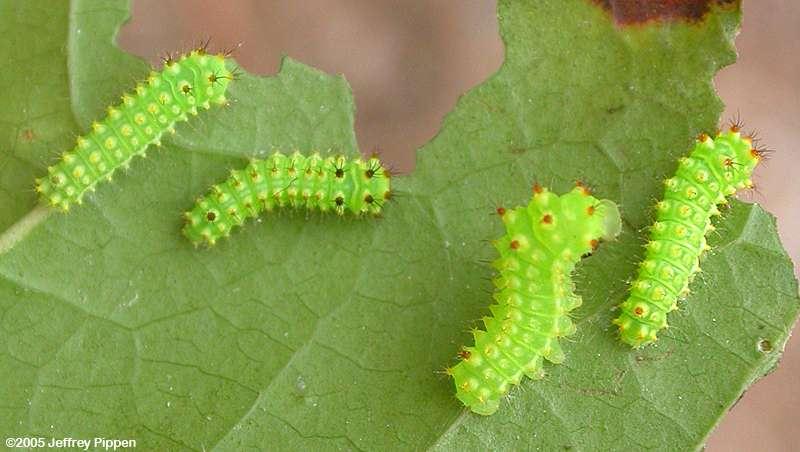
[34,48,235,211]
[182,151,392,246]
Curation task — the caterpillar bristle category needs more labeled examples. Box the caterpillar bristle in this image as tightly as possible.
[727,112,745,133]
[195,36,212,55]
[575,180,592,196]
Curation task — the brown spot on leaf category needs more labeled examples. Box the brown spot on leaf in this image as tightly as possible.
[591,0,738,25]
[21,129,35,142]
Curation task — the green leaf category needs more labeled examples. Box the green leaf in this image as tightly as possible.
[1,0,797,450]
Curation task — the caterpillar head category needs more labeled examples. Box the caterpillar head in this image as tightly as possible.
[171,51,233,108]
[707,127,762,191]
[564,185,622,247]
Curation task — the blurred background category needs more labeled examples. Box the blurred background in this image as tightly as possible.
[118,1,798,449]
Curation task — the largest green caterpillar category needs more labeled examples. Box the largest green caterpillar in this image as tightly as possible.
[35,49,233,211]
[613,126,763,348]
[448,184,621,415]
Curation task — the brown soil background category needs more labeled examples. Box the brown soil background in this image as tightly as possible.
[118,1,799,449]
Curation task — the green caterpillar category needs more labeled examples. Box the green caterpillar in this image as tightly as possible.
[448,184,621,415]
[613,126,763,348]
[34,49,233,211]
[182,152,392,246]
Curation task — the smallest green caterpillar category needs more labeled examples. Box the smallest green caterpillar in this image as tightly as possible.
[183,152,392,246]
